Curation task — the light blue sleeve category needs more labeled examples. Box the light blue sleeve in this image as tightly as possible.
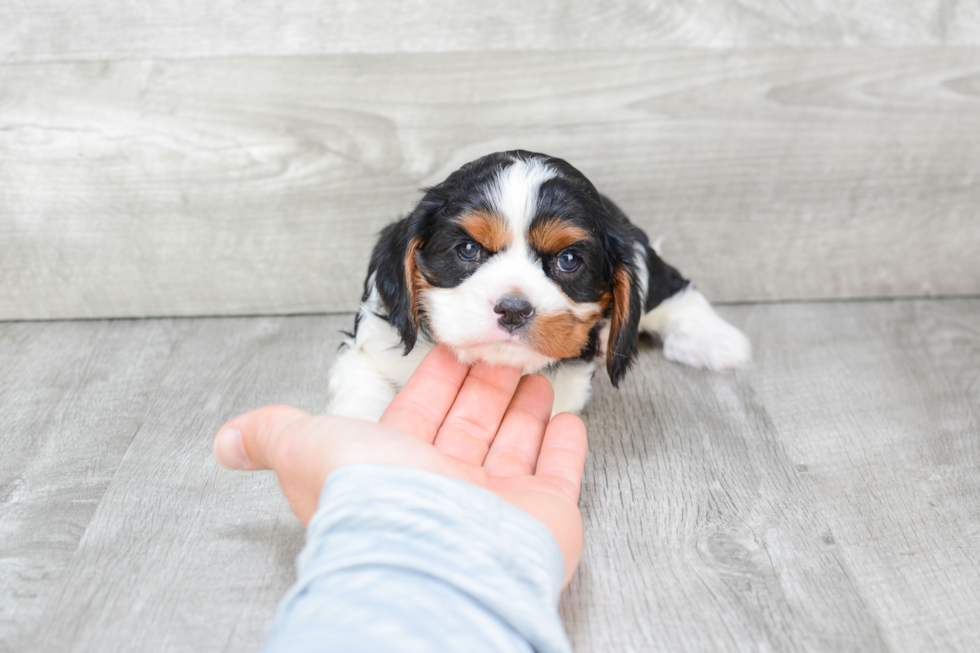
[262,464,573,653]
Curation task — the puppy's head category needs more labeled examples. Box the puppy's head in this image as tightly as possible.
[368,151,642,386]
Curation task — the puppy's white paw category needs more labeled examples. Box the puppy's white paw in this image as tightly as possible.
[662,316,752,370]
[640,285,752,371]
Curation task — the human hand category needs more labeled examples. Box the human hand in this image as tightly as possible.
[212,344,588,584]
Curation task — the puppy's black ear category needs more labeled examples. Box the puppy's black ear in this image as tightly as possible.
[606,262,642,387]
[366,216,425,354]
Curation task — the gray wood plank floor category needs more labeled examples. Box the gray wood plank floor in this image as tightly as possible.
[4,49,980,320]
[2,298,978,652]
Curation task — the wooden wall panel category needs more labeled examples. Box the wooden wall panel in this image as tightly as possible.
[2,1,979,63]
[2,49,979,319]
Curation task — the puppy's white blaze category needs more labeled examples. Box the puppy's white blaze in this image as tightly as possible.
[488,158,556,236]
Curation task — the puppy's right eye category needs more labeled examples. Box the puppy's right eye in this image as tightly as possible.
[457,242,482,262]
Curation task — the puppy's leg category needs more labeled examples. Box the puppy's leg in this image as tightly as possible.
[636,236,751,370]
[327,309,430,421]
[327,344,399,421]
[542,361,596,417]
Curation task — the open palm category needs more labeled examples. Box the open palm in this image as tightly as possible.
[213,344,588,584]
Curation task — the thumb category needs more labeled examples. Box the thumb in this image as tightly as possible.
[213,405,310,470]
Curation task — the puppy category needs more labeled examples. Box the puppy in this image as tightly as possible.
[328,151,750,420]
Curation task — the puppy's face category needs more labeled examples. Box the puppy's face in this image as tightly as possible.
[369,151,641,385]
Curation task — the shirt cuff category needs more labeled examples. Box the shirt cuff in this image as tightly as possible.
[264,464,571,653]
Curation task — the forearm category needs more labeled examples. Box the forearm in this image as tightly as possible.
[263,465,573,653]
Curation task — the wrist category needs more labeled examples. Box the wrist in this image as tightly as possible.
[497,491,583,586]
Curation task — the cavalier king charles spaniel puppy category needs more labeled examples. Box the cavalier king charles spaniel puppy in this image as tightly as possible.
[328,151,751,420]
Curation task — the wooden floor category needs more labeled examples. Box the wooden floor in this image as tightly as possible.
[2,298,978,652]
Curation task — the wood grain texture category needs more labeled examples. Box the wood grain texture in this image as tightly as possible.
[0,319,186,649]
[563,319,887,652]
[3,299,978,651]
[2,1,979,63]
[748,299,980,652]
[561,298,980,651]
[1,315,347,653]
[3,49,980,320]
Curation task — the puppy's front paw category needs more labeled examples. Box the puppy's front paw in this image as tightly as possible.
[640,286,752,371]
[662,315,752,370]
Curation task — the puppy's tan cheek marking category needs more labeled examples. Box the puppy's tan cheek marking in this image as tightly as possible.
[527,308,604,359]
[456,211,512,252]
[527,220,591,254]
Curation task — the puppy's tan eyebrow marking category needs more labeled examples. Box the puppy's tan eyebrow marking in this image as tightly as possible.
[456,211,512,252]
[527,219,591,254]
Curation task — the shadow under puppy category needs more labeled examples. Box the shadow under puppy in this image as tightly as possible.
[329,151,750,420]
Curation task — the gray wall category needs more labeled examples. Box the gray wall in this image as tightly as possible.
[2,2,978,319]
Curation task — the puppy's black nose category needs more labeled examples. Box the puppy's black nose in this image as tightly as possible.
[494,295,534,332]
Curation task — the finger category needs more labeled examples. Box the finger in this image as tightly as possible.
[213,405,310,471]
[534,412,588,503]
[433,362,523,465]
[379,344,469,444]
[483,374,553,477]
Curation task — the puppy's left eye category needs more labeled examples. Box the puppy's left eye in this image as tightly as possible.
[556,250,580,273]
[457,241,482,262]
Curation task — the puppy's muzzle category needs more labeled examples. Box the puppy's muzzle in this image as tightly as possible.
[494,294,534,333]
